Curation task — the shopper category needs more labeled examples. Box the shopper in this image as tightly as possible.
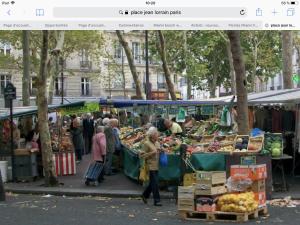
[111,118,122,170]
[91,126,106,182]
[140,127,162,206]
[83,113,95,154]
[70,118,84,163]
[103,117,116,175]
[164,119,183,135]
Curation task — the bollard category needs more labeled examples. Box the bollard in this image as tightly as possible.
[0,170,5,201]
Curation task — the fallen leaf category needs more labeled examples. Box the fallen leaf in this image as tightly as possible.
[152,218,158,221]
[42,194,52,198]
[128,214,135,218]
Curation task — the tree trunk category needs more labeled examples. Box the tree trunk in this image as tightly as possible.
[297,46,300,88]
[37,31,58,186]
[227,31,249,135]
[282,31,293,89]
[22,31,33,136]
[116,30,143,99]
[48,31,65,104]
[22,30,31,106]
[226,41,236,95]
[209,73,218,98]
[251,44,258,92]
[157,31,177,100]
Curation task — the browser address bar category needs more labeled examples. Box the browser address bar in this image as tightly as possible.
[53,7,247,18]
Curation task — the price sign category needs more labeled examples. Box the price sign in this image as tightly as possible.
[4,83,16,100]
[201,105,214,115]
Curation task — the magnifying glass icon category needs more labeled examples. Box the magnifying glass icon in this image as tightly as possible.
[119,10,124,15]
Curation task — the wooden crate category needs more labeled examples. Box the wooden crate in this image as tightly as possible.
[195,184,227,196]
[178,206,268,222]
[178,186,195,199]
[178,199,195,211]
[195,171,226,186]
[200,135,215,145]
[183,173,196,186]
[218,143,235,154]
[248,136,264,153]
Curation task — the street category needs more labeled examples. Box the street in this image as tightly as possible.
[0,194,299,225]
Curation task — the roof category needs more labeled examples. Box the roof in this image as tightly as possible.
[203,88,300,105]
[0,101,85,120]
[99,99,226,108]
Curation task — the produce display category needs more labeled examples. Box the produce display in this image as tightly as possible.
[234,136,249,153]
[218,144,235,153]
[217,192,259,213]
[248,136,264,152]
[51,133,74,152]
[264,133,283,157]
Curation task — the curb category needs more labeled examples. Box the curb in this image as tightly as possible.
[4,187,174,199]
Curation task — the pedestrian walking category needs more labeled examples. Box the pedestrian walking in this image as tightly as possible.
[70,118,84,163]
[111,118,122,170]
[83,113,95,154]
[91,126,106,182]
[140,127,162,206]
[103,118,116,175]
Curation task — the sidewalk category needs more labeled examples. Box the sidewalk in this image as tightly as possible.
[4,154,173,199]
[4,154,300,199]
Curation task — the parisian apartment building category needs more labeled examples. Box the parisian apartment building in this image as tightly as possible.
[0,31,182,107]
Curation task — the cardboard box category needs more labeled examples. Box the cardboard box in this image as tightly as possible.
[250,180,266,192]
[230,164,267,181]
[184,173,196,186]
[195,185,227,196]
[196,203,216,212]
[254,191,266,207]
[178,199,195,211]
[195,171,226,186]
[178,186,195,199]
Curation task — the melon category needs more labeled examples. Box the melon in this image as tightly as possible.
[272,148,281,157]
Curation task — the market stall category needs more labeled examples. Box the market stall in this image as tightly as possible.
[0,101,88,181]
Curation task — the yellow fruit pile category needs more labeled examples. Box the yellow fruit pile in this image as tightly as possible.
[217,192,258,213]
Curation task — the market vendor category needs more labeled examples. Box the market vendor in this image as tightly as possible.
[164,119,183,135]
[184,115,194,129]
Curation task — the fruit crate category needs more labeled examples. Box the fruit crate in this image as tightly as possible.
[199,135,215,145]
[247,136,264,153]
[264,133,283,157]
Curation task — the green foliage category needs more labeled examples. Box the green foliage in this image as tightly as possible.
[241,31,282,83]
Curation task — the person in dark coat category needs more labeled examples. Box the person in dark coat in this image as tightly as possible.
[83,113,95,154]
[71,118,84,162]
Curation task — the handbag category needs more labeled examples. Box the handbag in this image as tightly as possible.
[139,161,149,183]
[159,151,168,167]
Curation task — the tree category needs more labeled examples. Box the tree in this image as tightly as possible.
[116,30,143,99]
[227,31,249,134]
[241,31,281,92]
[282,31,293,89]
[22,31,31,106]
[37,30,58,186]
[218,31,236,95]
[157,31,177,100]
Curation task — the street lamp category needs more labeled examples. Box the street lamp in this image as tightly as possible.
[59,56,64,104]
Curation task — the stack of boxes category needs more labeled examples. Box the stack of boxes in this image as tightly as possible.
[230,164,267,207]
[179,171,227,212]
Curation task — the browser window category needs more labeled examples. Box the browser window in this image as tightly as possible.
[0,0,299,102]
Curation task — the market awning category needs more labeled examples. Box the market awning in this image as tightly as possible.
[99,99,226,108]
[0,101,86,120]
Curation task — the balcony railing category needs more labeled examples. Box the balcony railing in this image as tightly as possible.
[157,83,166,89]
[80,61,92,71]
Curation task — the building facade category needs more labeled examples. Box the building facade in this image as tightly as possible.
[0,31,181,107]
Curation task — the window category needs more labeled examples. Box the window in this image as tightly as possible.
[81,78,90,96]
[157,74,166,89]
[114,43,122,59]
[0,42,11,56]
[30,76,38,96]
[55,77,66,96]
[112,72,124,89]
[132,42,140,62]
[0,74,11,95]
